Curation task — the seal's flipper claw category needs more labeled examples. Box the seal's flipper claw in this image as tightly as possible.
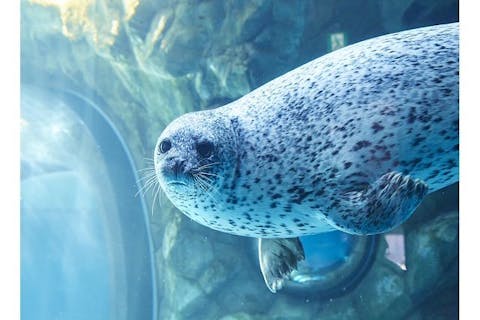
[258,237,305,293]
[331,171,428,235]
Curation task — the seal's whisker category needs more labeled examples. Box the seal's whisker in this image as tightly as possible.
[194,173,222,202]
[135,176,159,197]
[195,171,220,178]
[136,168,157,183]
[136,173,156,185]
[195,163,219,171]
[140,177,157,190]
[197,172,224,197]
[151,183,161,217]
[194,176,207,193]
[196,170,218,176]
[193,176,210,196]
[197,174,211,189]
[196,179,218,204]
[193,174,210,192]
[137,172,157,183]
[193,173,212,187]
[143,181,159,198]
[196,173,214,184]
[193,162,220,171]
[199,161,220,167]
[135,182,152,198]
[159,187,167,208]
[136,172,157,182]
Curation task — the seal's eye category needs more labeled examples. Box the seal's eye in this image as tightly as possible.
[196,140,214,157]
[159,139,171,154]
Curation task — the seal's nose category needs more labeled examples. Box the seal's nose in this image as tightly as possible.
[172,159,186,176]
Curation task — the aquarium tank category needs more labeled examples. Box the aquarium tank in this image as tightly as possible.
[21,0,459,319]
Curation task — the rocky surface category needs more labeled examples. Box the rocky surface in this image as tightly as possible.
[21,0,459,319]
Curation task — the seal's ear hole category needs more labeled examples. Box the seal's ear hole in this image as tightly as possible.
[159,139,172,154]
[196,140,214,157]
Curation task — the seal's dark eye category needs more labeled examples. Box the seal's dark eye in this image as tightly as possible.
[196,140,214,157]
[159,139,171,153]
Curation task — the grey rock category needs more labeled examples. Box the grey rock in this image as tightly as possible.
[167,229,214,280]
[354,262,412,320]
[405,211,459,297]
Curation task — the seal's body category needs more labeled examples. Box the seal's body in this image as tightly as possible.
[156,23,458,237]
[154,23,458,292]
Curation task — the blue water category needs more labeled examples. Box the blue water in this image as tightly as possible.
[302,233,354,270]
[22,171,111,320]
[21,88,156,320]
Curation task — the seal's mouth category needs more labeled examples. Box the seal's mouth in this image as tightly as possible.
[167,181,189,187]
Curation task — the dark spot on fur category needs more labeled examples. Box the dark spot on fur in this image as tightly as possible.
[371,122,384,133]
[287,186,313,204]
[352,140,372,151]
[407,107,416,124]
[412,136,426,147]
[447,159,456,169]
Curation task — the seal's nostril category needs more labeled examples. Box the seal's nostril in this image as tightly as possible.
[172,159,186,175]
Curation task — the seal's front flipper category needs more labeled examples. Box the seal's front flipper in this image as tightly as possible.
[258,237,304,293]
[331,171,428,235]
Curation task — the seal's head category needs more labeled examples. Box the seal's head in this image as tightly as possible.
[154,110,237,213]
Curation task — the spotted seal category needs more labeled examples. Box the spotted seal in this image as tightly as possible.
[154,23,458,292]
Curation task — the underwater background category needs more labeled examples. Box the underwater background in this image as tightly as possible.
[21,0,459,319]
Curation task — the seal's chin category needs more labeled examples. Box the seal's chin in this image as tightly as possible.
[167,181,194,194]
[160,174,196,194]
[162,180,193,196]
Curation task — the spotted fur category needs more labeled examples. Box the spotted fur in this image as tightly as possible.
[155,23,459,238]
